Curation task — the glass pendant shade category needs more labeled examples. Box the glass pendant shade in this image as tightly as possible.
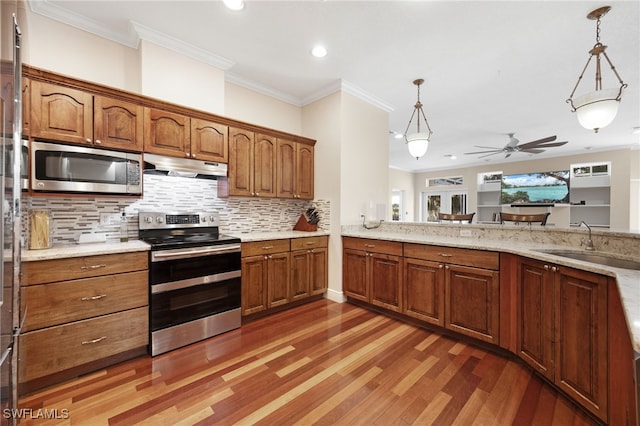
[406,133,429,159]
[573,88,620,132]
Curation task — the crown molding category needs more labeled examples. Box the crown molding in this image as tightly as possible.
[225,73,303,106]
[302,79,395,112]
[28,0,137,47]
[130,21,234,70]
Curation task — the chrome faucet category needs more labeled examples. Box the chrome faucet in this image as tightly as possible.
[580,221,595,251]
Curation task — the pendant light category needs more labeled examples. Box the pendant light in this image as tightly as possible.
[403,79,433,159]
[567,6,627,133]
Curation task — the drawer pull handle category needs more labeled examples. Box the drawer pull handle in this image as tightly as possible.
[81,336,107,345]
[80,264,107,271]
[81,294,107,301]
[438,253,453,257]
[305,242,316,245]
[364,244,375,248]
[262,246,274,250]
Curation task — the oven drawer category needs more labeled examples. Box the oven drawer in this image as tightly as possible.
[19,306,148,383]
[242,239,290,257]
[22,252,148,285]
[290,236,328,251]
[21,270,148,332]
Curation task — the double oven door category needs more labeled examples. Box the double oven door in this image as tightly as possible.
[149,243,241,334]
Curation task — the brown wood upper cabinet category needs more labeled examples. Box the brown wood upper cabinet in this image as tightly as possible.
[516,257,608,422]
[143,107,228,162]
[223,127,276,197]
[31,80,144,152]
[276,139,314,200]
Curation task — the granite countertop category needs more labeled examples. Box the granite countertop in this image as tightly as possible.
[342,228,640,352]
[230,230,330,242]
[22,240,151,262]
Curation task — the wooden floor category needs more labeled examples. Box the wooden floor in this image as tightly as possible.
[19,300,600,426]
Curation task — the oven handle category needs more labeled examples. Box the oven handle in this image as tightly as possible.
[151,270,241,294]
[151,244,241,262]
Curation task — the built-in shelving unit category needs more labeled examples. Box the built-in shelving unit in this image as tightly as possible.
[569,161,611,228]
[476,171,502,223]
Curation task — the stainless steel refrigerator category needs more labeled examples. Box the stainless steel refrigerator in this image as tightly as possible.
[1,3,22,425]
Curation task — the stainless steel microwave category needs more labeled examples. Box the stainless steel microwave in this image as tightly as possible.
[31,141,142,195]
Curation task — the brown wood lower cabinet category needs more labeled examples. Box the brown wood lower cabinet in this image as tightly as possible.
[342,237,403,312]
[242,236,328,317]
[516,257,608,421]
[403,243,499,344]
[19,251,149,392]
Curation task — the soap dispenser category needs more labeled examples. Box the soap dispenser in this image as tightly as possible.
[120,211,128,242]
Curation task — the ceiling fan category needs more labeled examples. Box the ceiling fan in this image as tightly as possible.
[464,133,568,159]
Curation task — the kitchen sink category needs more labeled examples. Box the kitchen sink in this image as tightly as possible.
[535,249,640,271]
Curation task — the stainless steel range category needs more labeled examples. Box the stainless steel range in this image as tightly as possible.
[139,211,241,356]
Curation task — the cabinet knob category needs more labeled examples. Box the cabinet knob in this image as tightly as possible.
[255,193,260,196]
[192,154,196,159]
[551,266,558,272]
[95,139,101,144]
[544,265,550,270]
[439,264,444,269]
[85,138,92,143]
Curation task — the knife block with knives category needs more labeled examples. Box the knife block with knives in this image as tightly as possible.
[294,207,319,231]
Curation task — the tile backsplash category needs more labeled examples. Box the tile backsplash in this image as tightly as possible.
[22,174,330,246]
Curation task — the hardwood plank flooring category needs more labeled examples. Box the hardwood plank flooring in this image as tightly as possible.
[19,300,600,425]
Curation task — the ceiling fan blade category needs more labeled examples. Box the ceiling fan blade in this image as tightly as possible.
[519,148,545,154]
[473,145,503,150]
[517,136,557,150]
[529,141,568,148]
[464,149,503,155]
[477,151,502,158]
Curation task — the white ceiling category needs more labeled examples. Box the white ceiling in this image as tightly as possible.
[29,0,640,173]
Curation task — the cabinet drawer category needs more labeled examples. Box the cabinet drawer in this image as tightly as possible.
[290,236,328,251]
[404,243,499,270]
[242,239,290,257]
[342,237,403,256]
[19,307,148,383]
[22,252,148,285]
[21,270,148,332]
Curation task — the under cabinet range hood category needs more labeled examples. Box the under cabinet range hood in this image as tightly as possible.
[143,153,228,179]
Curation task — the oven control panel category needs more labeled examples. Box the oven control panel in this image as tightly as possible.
[139,211,220,229]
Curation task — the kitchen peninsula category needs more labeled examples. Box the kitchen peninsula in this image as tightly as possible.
[342,221,640,424]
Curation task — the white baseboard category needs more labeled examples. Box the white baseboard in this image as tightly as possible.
[325,288,346,303]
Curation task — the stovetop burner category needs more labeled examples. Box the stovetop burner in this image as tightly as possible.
[138,211,240,250]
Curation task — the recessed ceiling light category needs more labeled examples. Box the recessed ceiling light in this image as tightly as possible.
[223,0,244,11]
[311,45,327,58]
[444,154,457,160]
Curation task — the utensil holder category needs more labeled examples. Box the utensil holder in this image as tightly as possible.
[293,214,317,231]
[29,209,53,249]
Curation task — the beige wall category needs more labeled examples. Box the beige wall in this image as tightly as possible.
[225,83,302,135]
[139,41,224,114]
[302,93,342,300]
[413,148,635,230]
[389,168,415,222]
[21,8,140,92]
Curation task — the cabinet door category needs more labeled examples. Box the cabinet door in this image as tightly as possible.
[254,133,276,197]
[241,255,267,316]
[143,107,190,158]
[517,258,554,381]
[228,127,254,197]
[296,143,314,200]
[445,264,499,344]
[290,250,310,301]
[31,80,93,144]
[276,138,296,198]
[191,118,228,162]
[403,257,445,326]
[94,96,143,152]
[554,266,608,420]
[370,253,403,312]
[309,247,328,295]
[343,248,368,302]
[267,252,290,308]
